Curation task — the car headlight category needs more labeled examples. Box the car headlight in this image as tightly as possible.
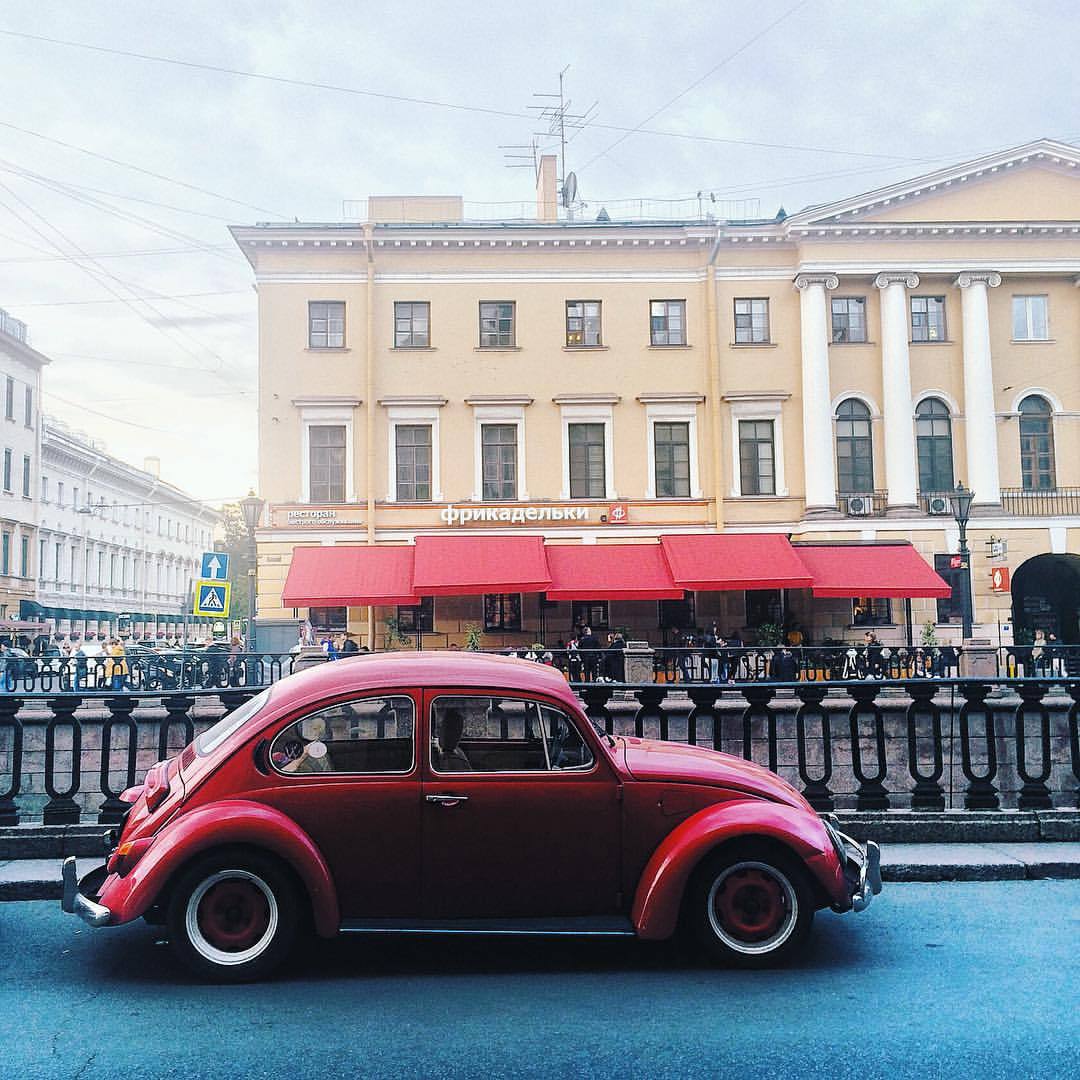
[819,814,847,865]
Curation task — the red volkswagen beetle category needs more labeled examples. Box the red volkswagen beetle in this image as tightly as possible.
[62,653,880,980]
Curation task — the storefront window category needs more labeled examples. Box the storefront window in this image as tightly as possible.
[851,598,892,626]
[309,606,347,632]
[571,600,609,631]
[745,589,781,628]
[397,597,434,633]
[484,593,521,632]
[658,595,695,630]
[933,555,964,624]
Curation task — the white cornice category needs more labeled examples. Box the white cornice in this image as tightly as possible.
[797,258,1080,276]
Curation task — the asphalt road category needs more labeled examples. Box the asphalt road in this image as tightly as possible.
[1,883,1077,1080]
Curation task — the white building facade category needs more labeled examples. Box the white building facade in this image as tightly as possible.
[33,420,220,639]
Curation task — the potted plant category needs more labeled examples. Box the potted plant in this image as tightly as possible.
[463,623,484,652]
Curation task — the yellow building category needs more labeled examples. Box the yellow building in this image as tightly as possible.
[231,139,1080,654]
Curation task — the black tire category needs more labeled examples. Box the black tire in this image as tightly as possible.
[686,841,815,969]
[165,848,301,982]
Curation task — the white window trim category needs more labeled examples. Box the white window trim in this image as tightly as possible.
[299,404,356,504]
[386,405,443,503]
[560,404,616,501]
[1011,294,1050,341]
[471,405,528,501]
[645,402,702,499]
[727,397,788,498]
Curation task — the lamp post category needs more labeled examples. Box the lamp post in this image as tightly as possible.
[950,481,975,641]
[238,491,265,653]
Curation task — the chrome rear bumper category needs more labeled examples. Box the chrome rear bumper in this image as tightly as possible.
[821,816,883,913]
[61,857,112,928]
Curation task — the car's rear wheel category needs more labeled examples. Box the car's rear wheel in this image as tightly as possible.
[687,843,814,968]
[166,849,299,982]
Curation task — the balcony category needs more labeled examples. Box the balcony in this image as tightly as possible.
[1001,488,1080,516]
[836,490,888,517]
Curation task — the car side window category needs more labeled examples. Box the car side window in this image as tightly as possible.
[430,696,593,773]
[271,695,415,775]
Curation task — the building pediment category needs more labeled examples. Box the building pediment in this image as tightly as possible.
[787,139,1080,227]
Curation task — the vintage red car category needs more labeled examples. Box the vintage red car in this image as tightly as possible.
[63,653,880,980]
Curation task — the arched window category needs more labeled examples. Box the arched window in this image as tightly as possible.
[915,398,954,492]
[836,399,874,493]
[1019,395,1056,490]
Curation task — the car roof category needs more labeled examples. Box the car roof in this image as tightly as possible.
[268,651,579,709]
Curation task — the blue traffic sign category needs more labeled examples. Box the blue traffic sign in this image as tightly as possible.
[201,551,230,580]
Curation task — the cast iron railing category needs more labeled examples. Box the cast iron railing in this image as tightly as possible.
[1001,487,1080,516]
[0,679,1077,824]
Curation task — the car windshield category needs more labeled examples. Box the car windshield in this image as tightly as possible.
[195,688,271,755]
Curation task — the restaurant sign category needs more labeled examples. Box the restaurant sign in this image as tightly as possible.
[440,504,591,526]
[286,508,341,525]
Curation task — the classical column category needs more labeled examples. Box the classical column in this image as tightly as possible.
[795,273,839,514]
[956,271,1002,506]
[874,272,920,510]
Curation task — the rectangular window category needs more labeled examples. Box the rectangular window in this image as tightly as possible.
[934,554,965,624]
[397,596,434,633]
[309,424,347,503]
[831,296,867,343]
[55,542,63,584]
[734,298,770,344]
[21,454,30,497]
[745,589,782,628]
[571,600,609,631]
[4,377,12,420]
[481,424,517,501]
[394,301,430,347]
[568,423,606,499]
[394,424,432,502]
[59,482,66,508]
[2,448,11,492]
[484,593,522,632]
[0,533,9,576]
[41,475,48,502]
[852,597,892,626]
[479,302,515,347]
[658,594,695,630]
[110,553,117,588]
[308,300,345,348]
[910,296,946,342]
[1012,295,1049,341]
[23,386,32,427]
[739,419,776,495]
[72,486,79,510]
[308,606,347,632]
[650,300,686,346]
[654,422,691,498]
[565,300,602,346]
[20,535,28,577]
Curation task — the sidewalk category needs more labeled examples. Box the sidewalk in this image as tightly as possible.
[2,844,1079,902]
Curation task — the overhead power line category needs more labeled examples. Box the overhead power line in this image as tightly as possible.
[0,29,919,163]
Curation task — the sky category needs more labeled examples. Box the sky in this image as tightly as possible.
[0,0,1078,505]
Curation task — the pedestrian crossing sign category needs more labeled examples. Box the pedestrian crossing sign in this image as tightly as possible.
[194,579,231,618]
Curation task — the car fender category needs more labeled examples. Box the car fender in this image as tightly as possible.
[98,799,340,937]
[631,799,841,941]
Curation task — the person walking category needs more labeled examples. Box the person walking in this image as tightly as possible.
[578,625,601,682]
[105,638,129,691]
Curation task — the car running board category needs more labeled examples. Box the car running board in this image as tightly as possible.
[339,915,636,936]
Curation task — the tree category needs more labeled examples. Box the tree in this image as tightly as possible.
[217,503,252,635]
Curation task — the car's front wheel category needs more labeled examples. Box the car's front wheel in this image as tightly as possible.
[687,842,814,968]
[166,849,300,982]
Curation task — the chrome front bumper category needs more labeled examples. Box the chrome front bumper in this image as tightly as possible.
[821,816,883,913]
[61,857,112,928]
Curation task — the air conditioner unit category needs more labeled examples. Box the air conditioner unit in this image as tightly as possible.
[846,495,873,516]
[927,495,950,516]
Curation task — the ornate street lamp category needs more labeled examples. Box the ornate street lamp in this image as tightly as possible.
[950,482,975,640]
[239,492,265,652]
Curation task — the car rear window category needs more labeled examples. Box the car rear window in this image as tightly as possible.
[195,688,271,755]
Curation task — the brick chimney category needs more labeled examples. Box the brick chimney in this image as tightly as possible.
[536,155,558,222]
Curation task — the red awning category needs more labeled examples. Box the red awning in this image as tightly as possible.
[795,543,952,598]
[412,536,552,595]
[281,545,418,606]
[660,534,814,591]
[545,544,684,601]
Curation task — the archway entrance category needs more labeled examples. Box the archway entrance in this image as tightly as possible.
[1011,553,1080,643]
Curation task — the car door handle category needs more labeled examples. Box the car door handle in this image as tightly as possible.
[425,793,469,807]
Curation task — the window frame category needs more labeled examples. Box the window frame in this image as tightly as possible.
[1018,394,1056,491]
[830,296,868,344]
[658,594,695,631]
[565,300,602,347]
[307,424,348,505]
[851,597,892,627]
[397,596,434,634]
[2,448,11,492]
[560,404,615,500]
[571,599,609,631]
[727,397,788,497]
[483,593,522,632]
[473,407,526,501]
[733,298,771,345]
[387,405,443,502]
[270,694,417,777]
[300,404,356,504]
[646,401,701,499]
[1011,294,1049,341]
[915,397,954,493]
[738,419,777,496]
[394,301,431,348]
[649,299,687,346]
[4,377,12,421]
[393,423,434,503]
[478,301,516,348]
[308,300,346,349]
[910,295,947,343]
[20,454,30,498]
[745,589,782,629]
[835,398,875,495]
[23,386,32,428]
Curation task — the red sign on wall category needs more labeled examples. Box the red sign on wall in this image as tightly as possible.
[990,567,1011,593]
[607,503,629,524]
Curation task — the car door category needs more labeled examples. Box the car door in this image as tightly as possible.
[255,691,422,919]
[421,690,621,920]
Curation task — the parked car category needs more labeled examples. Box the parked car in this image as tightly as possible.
[62,653,881,981]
